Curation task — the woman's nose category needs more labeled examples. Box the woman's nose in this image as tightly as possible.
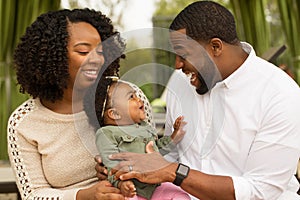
[88,49,105,65]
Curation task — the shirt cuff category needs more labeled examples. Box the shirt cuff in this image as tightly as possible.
[232,176,251,200]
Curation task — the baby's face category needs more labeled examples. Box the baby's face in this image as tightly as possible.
[110,82,146,125]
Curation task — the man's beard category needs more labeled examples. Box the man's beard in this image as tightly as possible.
[195,73,209,95]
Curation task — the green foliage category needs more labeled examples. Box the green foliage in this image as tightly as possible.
[0,0,60,160]
[154,0,199,16]
[230,0,300,83]
[120,41,155,101]
[229,0,271,56]
[277,0,300,83]
[120,39,152,75]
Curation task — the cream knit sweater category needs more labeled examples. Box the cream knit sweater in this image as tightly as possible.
[7,98,99,200]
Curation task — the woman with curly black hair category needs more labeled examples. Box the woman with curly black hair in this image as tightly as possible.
[7,8,126,200]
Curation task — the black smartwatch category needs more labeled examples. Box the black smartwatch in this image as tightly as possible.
[173,163,190,186]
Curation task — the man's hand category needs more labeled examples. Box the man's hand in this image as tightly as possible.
[95,155,108,180]
[109,142,174,184]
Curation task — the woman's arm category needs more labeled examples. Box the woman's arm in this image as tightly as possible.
[7,101,124,200]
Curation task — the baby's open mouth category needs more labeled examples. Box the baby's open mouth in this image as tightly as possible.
[139,104,144,110]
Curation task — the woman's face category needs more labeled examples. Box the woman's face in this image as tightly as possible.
[67,22,104,92]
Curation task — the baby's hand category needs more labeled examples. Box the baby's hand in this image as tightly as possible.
[118,180,136,197]
[171,116,187,144]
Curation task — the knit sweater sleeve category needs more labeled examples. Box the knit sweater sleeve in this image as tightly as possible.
[7,99,96,200]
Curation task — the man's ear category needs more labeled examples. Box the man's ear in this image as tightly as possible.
[107,108,121,120]
[210,38,223,57]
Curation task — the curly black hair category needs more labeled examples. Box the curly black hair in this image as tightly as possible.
[14,8,125,102]
[170,1,239,45]
[83,72,117,130]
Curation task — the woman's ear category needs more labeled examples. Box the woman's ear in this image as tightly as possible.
[107,108,121,120]
[210,38,223,57]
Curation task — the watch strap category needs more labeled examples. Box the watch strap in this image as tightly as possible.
[173,173,186,186]
[173,163,190,186]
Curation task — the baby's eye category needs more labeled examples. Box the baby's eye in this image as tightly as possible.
[129,93,137,99]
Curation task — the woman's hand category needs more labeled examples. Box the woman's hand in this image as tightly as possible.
[109,141,175,184]
[76,180,125,200]
[94,155,108,180]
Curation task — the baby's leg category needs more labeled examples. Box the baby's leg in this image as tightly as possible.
[128,195,147,200]
[150,182,190,200]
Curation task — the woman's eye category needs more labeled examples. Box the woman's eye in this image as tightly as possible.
[78,51,89,55]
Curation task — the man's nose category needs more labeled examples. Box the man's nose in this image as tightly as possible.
[175,56,184,69]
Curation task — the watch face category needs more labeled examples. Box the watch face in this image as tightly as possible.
[178,164,189,176]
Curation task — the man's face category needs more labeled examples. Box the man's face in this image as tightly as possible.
[170,29,220,94]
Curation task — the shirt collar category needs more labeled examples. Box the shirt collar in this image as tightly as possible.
[222,42,256,89]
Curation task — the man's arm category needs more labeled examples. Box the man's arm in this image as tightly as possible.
[110,145,235,200]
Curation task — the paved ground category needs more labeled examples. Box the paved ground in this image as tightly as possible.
[0,160,18,200]
[0,194,17,200]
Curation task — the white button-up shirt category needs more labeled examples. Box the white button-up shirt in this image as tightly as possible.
[164,43,300,199]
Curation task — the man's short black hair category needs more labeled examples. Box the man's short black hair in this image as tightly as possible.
[170,1,239,44]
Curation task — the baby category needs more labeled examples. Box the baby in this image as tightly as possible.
[84,76,190,200]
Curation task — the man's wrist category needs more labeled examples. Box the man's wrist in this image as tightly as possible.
[165,163,178,183]
[173,163,190,186]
